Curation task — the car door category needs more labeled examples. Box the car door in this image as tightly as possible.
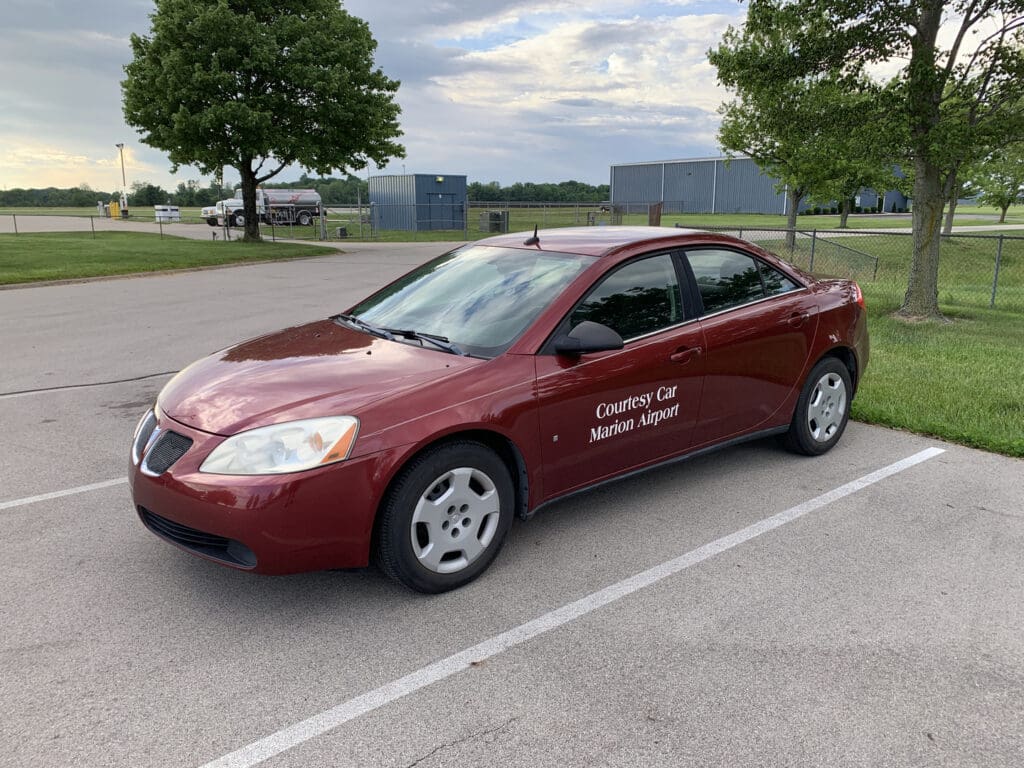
[683,247,819,447]
[534,251,707,500]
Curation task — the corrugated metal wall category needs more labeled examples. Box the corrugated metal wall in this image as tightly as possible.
[663,161,715,213]
[610,164,663,211]
[713,159,786,215]
[610,157,788,214]
[610,157,910,215]
[369,174,467,231]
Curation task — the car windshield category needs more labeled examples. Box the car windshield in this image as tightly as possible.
[349,245,597,358]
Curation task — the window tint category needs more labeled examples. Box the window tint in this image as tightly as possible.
[570,254,682,340]
[686,249,765,314]
[760,262,800,296]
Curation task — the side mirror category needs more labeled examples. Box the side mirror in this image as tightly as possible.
[554,321,624,357]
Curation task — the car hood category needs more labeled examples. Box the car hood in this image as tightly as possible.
[158,319,480,435]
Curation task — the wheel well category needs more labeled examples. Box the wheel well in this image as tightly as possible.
[370,430,530,555]
[823,347,859,393]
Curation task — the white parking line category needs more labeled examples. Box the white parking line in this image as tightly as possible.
[200,446,945,768]
[0,478,127,511]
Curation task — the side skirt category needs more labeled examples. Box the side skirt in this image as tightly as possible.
[526,425,789,519]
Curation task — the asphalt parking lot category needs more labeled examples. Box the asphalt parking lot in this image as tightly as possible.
[2,243,1022,768]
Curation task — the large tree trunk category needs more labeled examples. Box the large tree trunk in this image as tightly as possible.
[238,162,262,242]
[1000,204,1009,223]
[900,158,943,318]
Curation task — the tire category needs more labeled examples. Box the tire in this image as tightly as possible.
[376,441,514,593]
[782,356,852,456]
[232,213,245,227]
[297,210,312,226]
[206,217,217,227]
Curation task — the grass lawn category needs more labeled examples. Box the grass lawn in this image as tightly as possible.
[853,288,1024,458]
[0,231,331,284]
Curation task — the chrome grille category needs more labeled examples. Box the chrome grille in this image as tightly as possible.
[143,431,193,475]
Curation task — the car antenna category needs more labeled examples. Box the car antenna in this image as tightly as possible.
[523,225,540,246]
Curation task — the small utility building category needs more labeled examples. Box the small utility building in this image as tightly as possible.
[609,156,908,215]
[368,174,467,231]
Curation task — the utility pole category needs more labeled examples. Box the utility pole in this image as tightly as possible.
[115,143,128,218]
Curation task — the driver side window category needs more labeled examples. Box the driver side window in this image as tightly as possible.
[570,254,683,341]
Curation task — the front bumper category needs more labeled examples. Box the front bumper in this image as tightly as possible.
[129,411,397,574]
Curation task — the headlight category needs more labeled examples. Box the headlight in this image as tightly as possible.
[199,416,359,475]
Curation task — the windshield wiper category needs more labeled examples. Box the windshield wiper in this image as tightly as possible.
[331,313,394,340]
[384,328,466,356]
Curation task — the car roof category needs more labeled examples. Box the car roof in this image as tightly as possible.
[475,226,733,257]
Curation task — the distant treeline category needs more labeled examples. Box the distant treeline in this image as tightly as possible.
[2,176,611,209]
[468,180,609,202]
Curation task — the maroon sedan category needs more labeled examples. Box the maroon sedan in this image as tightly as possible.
[130,227,868,592]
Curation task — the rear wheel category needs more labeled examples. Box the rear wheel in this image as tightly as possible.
[297,210,313,226]
[377,441,514,593]
[782,356,851,456]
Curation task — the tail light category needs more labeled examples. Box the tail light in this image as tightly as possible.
[852,282,865,309]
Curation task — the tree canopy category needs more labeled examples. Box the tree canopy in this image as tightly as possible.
[122,0,404,240]
[710,0,1024,318]
[968,143,1024,222]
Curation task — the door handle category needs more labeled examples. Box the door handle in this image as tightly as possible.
[787,311,810,327]
[670,346,702,364]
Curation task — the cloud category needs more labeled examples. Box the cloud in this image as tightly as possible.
[0,0,743,190]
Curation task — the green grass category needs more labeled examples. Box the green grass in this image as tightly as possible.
[0,231,330,284]
[853,288,1024,457]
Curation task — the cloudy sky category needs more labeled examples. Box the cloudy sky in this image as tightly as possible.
[0,0,747,193]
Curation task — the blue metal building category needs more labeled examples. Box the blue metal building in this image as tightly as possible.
[609,156,908,215]
[368,174,467,231]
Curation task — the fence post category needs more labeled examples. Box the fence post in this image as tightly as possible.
[737,227,743,240]
[12,214,17,235]
[990,234,1004,309]
[159,219,164,240]
[809,229,817,273]
[90,216,96,239]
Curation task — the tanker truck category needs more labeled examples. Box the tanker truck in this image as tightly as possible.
[201,188,322,227]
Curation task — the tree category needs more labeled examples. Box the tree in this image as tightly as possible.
[969,144,1024,221]
[129,181,171,206]
[711,25,887,247]
[711,1,1024,319]
[123,0,404,241]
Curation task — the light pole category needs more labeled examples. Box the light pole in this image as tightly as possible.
[115,143,127,217]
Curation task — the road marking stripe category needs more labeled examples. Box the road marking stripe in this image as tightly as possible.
[200,446,945,768]
[0,478,127,511]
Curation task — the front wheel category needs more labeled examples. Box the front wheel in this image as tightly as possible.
[782,356,852,456]
[206,217,217,227]
[376,441,514,593]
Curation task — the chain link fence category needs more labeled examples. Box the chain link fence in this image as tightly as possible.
[697,227,1023,313]
[3,206,1021,313]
